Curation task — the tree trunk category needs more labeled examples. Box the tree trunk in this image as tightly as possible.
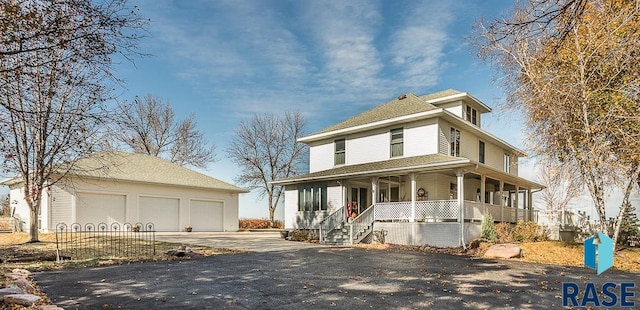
[269,207,276,228]
[612,171,638,247]
[28,202,39,242]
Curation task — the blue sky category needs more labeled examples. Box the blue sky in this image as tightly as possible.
[110,0,631,220]
[111,0,537,220]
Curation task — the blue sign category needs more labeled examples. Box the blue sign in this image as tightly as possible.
[584,231,614,275]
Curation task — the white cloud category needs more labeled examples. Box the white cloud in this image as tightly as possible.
[302,1,383,90]
[388,2,453,90]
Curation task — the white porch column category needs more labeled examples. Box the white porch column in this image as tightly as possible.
[480,175,486,204]
[515,185,520,222]
[456,169,465,247]
[371,177,378,205]
[528,189,533,222]
[499,180,504,222]
[410,173,416,222]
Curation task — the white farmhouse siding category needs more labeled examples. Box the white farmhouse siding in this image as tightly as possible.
[437,120,449,155]
[482,141,503,171]
[309,141,334,173]
[404,119,438,157]
[326,184,343,212]
[284,186,298,229]
[9,186,29,231]
[346,128,388,165]
[439,101,463,118]
[459,127,477,161]
[50,184,73,230]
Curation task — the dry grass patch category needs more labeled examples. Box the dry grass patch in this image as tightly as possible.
[357,240,640,273]
[0,233,245,272]
[516,241,640,272]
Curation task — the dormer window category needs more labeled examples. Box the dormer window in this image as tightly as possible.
[390,128,403,157]
[465,105,478,125]
[335,139,345,165]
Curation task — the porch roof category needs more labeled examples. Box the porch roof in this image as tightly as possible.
[273,154,545,190]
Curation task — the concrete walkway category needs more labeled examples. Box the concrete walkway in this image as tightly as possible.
[154,231,326,252]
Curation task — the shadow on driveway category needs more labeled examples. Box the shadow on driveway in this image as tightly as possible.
[34,242,639,309]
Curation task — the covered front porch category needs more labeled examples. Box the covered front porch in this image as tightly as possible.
[275,154,543,247]
[319,165,540,246]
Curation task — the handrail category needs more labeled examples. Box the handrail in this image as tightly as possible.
[349,205,375,244]
[319,206,345,243]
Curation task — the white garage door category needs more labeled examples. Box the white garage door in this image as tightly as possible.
[76,193,126,227]
[139,196,180,231]
[189,200,223,231]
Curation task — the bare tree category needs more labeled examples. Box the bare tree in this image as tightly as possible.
[111,94,216,169]
[536,160,583,224]
[537,163,583,212]
[0,0,144,242]
[227,112,307,225]
[474,0,640,245]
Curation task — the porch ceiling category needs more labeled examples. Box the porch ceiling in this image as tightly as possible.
[273,154,545,191]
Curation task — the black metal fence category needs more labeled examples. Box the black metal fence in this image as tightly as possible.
[55,222,156,261]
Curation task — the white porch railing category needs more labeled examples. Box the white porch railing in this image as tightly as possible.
[415,200,459,221]
[349,205,375,244]
[319,206,345,243]
[373,200,524,223]
[373,202,413,221]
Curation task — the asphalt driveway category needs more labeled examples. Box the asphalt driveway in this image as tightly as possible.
[34,233,639,309]
[153,231,323,252]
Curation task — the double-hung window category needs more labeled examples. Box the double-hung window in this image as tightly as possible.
[465,105,478,125]
[390,128,403,157]
[335,139,345,165]
[450,128,460,157]
[504,153,511,173]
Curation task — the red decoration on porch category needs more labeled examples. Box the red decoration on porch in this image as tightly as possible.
[346,199,351,218]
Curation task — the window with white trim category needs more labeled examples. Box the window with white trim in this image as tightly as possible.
[334,139,345,165]
[297,185,328,211]
[450,128,460,157]
[479,141,485,163]
[504,153,511,173]
[390,128,403,157]
[465,105,478,125]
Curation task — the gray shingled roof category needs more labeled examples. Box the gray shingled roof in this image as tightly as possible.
[418,89,462,101]
[69,151,247,192]
[311,89,462,136]
[273,154,471,185]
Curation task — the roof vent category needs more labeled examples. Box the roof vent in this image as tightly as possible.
[397,94,407,100]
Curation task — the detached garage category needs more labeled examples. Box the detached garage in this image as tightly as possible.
[2,151,247,232]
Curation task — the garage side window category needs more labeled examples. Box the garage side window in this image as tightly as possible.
[297,185,328,211]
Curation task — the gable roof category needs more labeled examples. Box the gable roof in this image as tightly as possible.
[311,92,442,136]
[1,151,248,192]
[72,151,248,192]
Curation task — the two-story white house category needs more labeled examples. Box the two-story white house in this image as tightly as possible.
[273,89,543,247]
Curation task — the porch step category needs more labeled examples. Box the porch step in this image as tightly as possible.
[323,225,372,245]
